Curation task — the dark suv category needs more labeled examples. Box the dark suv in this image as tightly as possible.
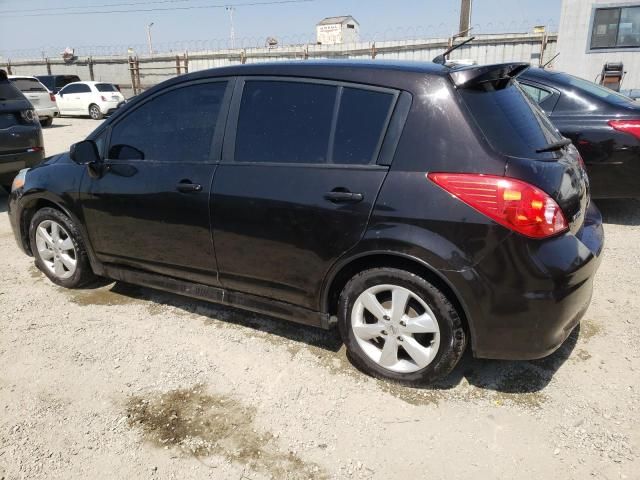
[0,70,45,191]
[35,75,81,95]
[7,61,604,385]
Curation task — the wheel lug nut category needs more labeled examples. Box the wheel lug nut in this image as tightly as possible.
[381,330,387,336]
[383,315,390,321]
[400,321,406,327]
[397,336,403,342]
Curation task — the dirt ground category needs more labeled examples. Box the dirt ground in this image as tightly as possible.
[0,117,639,479]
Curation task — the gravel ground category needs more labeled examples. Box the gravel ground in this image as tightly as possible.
[0,117,639,479]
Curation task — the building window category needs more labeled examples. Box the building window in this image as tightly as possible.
[591,5,640,50]
[347,24,355,29]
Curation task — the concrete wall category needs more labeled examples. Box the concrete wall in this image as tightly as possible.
[556,0,640,88]
[5,33,557,97]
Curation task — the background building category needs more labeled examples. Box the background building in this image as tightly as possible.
[556,0,640,88]
[316,16,360,45]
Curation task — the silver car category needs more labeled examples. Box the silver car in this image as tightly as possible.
[8,75,59,127]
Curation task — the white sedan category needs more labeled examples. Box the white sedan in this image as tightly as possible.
[55,81,126,120]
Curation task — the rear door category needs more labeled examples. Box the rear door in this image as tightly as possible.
[81,79,231,286]
[212,78,398,309]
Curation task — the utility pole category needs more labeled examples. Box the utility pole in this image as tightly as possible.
[226,6,236,49]
[459,0,472,36]
[146,22,154,55]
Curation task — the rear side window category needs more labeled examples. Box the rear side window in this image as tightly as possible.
[459,82,562,159]
[333,88,394,164]
[12,78,47,92]
[96,83,117,92]
[108,82,227,162]
[37,77,53,90]
[235,81,336,164]
[56,76,80,88]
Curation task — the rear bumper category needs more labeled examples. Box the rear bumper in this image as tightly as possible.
[445,202,604,360]
[36,106,59,119]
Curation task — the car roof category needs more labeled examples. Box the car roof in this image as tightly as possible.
[178,60,450,83]
[8,75,39,81]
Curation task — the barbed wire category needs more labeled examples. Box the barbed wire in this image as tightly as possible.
[0,20,558,61]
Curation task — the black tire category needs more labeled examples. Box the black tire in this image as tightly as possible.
[88,104,104,120]
[338,268,466,386]
[29,207,97,288]
[40,117,53,127]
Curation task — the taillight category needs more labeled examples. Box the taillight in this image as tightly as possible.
[608,119,640,140]
[428,173,568,239]
[100,95,107,102]
[49,93,56,102]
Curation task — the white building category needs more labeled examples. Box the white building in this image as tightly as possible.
[556,0,640,88]
[316,16,360,45]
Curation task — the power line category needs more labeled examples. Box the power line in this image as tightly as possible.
[1,0,316,18]
[0,0,193,15]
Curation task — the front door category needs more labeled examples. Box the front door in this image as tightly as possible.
[212,79,399,308]
[81,80,230,286]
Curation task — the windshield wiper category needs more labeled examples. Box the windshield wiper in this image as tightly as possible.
[536,138,572,153]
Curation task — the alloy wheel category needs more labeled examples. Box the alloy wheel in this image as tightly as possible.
[351,284,440,373]
[35,220,77,280]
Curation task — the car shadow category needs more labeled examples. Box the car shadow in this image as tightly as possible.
[0,192,8,213]
[101,281,576,395]
[108,282,343,352]
[428,325,579,394]
[595,198,640,226]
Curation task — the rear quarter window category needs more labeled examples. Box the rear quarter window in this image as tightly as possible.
[96,83,117,92]
[459,82,562,159]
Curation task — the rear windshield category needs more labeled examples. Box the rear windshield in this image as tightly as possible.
[96,83,118,92]
[11,78,47,92]
[553,71,634,106]
[459,82,562,159]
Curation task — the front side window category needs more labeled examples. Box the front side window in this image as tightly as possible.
[591,6,640,49]
[59,84,78,95]
[235,81,336,164]
[108,82,226,162]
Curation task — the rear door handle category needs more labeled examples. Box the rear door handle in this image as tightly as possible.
[176,181,202,193]
[324,191,364,203]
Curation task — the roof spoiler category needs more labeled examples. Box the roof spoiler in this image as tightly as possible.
[449,62,530,89]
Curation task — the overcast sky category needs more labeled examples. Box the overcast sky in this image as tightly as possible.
[0,0,562,57]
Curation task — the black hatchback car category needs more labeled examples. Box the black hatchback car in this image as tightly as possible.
[0,70,45,191]
[519,68,640,198]
[8,61,603,385]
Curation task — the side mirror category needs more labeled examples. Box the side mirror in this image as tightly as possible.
[70,139,101,165]
[58,92,63,97]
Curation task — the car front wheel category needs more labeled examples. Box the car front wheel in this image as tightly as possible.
[29,207,97,288]
[338,268,466,385]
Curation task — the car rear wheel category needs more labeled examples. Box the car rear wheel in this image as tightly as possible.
[40,117,53,127]
[89,104,103,120]
[338,268,466,385]
[29,207,96,288]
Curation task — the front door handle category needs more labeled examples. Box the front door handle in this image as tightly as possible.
[324,191,364,203]
[176,181,202,193]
